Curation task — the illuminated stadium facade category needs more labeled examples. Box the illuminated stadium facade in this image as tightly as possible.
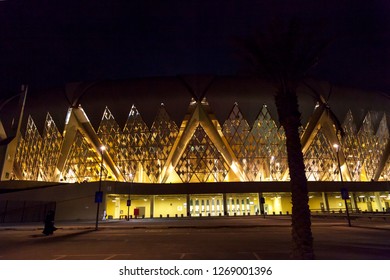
[0,76,389,221]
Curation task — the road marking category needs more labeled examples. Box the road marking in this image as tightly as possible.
[53,253,134,260]
[104,255,117,260]
[103,254,134,260]
[252,252,261,260]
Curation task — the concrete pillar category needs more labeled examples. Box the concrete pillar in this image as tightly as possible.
[258,192,264,215]
[150,195,155,218]
[350,193,358,213]
[374,192,382,211]
[322,192,330,212]
[186,194,190,216]
[223,193,228,215]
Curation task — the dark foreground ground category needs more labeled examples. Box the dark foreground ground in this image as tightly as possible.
[0,215,389,260]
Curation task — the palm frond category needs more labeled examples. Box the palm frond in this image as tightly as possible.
[302,80,345,137]
[238,19,331,90]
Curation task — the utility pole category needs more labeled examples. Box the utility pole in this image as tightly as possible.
[333,144,351,227]
[95,145,105,230]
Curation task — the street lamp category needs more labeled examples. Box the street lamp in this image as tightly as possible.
[95,145,105,231]
[333,143,351,227]
[127,173,134,221]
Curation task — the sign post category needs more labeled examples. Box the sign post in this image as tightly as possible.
[95,145,105,231]
[260,197,266,219]
[334,143,352,227]
[341,187,351,227]
[127,199,131,220]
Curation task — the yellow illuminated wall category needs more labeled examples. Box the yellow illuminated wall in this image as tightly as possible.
[105,195,152,219]
[154,195,187,217]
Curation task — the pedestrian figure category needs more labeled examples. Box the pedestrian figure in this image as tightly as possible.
[42,210,57,235]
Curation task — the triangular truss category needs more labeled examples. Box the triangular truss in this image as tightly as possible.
[380,156,390,181]
[39,113,63,181]
[222,103,251,176]
[121,105,150,181]
[342,110,364,181]
[14,115,42,180]
[357,112,388,180]
[146,104,179,183]
[304,127,338,181]
[244,105,287,181]
[9,97,389,184]
[97,107,123,174]
[176,124,230,182]
[97,107,121,153]
[223,103,250,156]
[61,130,108,183]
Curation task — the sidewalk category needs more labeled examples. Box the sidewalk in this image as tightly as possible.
[1,215,390,231]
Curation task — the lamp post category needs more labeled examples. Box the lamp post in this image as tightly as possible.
[333,143,351,227]
[127,173,133,221]
[95,145,105,231]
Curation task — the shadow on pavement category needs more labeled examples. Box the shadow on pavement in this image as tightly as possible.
[30,229,96,241]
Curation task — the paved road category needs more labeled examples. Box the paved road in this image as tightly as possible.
[0,216,389,260]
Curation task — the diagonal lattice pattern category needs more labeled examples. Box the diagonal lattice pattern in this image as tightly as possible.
[62,130,108,183]
[176,125,230,182]
[304,128,338,181]
[38,113,63,181]
[15,116,42,180]
[222,103,251,173]
[121,105,149,181]
[341,110,364,181]
[97,107,121,159]
[244,105,287,181]
[145,104,179,183]
[11,102,389,184]
[96,107,126,179]
[380,157,390,181]
[357,112,389,180]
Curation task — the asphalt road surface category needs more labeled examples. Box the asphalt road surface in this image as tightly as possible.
[0,216,389,260]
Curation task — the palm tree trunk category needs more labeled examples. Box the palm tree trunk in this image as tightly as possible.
[275,89,314,259]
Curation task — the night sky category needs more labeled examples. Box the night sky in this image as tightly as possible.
[0,0,389,97]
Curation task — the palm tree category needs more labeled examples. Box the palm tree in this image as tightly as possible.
[239,19,331,259]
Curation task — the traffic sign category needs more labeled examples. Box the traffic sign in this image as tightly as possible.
[341,188,349,200]
[95,191,103,203]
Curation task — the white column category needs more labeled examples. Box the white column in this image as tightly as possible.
[375,192,383,211]
[150,195,155,218]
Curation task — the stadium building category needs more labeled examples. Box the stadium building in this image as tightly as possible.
[0,76,389,221]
